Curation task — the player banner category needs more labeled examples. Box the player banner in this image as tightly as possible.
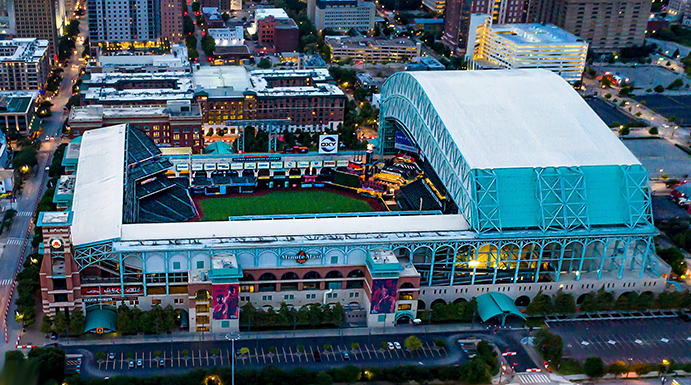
[212,284,239,320]
[370,279,398,314]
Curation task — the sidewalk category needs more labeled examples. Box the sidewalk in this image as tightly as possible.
[31,322,527,348]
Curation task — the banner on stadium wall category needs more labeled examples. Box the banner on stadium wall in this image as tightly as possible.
[212,284,239,320]
[81,286,143,296]
[319,135,339,154]
[394,131,418,154]
[370,279,398,314]
[281,250,321,264]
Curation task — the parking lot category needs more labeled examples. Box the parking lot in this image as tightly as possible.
[88,336,450,375]
[622,138,691,179]
[585,97,636,126]
[551,317,691,365]
[634,94,691,126]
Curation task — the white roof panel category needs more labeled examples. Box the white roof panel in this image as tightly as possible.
[71,124,126,246]
[120,213,469,241]
[407,69,641,169]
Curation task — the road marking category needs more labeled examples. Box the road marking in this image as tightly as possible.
[17,211,32,217]
[6,238,22,245]
[517,373,551,384]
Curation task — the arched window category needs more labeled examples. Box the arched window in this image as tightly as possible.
[258,272,277,281]
[195,290,210,301]
[240,273,255,282]
[325,271,343,279]
[347,269,365,278]
[303,271,321,280]
[281,272,299,280]
[400,282,414,289]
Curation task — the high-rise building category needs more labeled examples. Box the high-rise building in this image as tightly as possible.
[160,0,184,43]
[14,0,66,56]
[471,0,528,23]
[307,0,375,31]
[441,0,474,55]
[88,0,167,42]
[465,15,587,83]
[526,0,651,51]
[422,0,445,13]
[0,38,51,91]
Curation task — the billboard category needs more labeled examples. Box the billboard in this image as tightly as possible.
[319,134,339,154]
[370,279,398,314]
[394,131,418,154]
[212,284,239,320]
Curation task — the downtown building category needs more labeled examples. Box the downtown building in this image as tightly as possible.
[0,90,40,136]
[325,36,422,62]
[13,0,66,56]
[307,0,375,32]
[0,39,51,91]
[67,101,205,152]
[255,8,300,53]
[526,0,650,51]
[37,69,668,334]
[87,0,184,43]
[465,15,587,83]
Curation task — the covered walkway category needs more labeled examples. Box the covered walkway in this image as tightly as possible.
[476,292,526,325]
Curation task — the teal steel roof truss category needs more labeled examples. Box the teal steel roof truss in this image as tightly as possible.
[536,167,590,232]
[473,169,502,233]
[620,165,653,229]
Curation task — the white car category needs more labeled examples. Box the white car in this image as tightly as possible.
[387,342,395,350]
[393,342,402,350]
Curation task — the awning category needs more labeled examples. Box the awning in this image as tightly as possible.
[476,292,527,324]
[84,307,117,334]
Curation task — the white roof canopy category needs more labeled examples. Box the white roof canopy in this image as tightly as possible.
[408,69,641,169]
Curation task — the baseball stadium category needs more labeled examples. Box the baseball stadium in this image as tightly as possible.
[37,69,668,334]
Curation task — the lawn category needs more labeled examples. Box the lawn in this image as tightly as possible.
[198,188,377,221]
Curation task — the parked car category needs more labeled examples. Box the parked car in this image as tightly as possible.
[158,358,165,367]
[136,358,143,367]
[128,360,135,369]
[387,342,395,350]
[108,352,115,360]
[313,350,322,362]
[342,351,350,360]
[393,342,402,350]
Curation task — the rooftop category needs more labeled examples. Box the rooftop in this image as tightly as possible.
[325,36,419,50]
[94,45,189,68]
[193,66,251,92]
[492,23,585,45]
[0,38,49,63]
[208,27,245,46]
[255,8,290,21]
[71,124,126,246]
[69,102,202,123]
[403,69,640,169]
[0,91,38,114]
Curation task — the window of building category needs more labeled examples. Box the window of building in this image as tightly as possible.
[331,256,338,264]
[196,326,210,332]
[197,315,210,324]
[196,261,204,269]
[174,298,184,304]
[196,304,209,313]
[152,298,162,305]
[221,320,230,328]
[378,314,386,322]
[240,284,255,293]
[173,261,181,270]
[398,304,412,311]
[306,293,316,299]
[284,294,294,300]
[262,295,273,301]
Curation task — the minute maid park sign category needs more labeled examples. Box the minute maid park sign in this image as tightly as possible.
[281,250,322,264]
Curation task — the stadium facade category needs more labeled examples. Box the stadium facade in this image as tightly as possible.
[38,69,667,334]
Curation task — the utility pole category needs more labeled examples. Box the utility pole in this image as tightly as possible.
[225,333,241,385]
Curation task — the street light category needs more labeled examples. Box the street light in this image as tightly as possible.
[225,332,241,385]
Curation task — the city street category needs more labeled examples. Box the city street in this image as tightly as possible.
[0,16,89,367]
[61,330,535,378]
[551,317,691,365]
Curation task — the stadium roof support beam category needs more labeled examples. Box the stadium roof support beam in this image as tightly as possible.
[472,169,502,233]
[74,243,117,271]
[535,167,589,233]
[379,73,477,230]
[620,165,653,229]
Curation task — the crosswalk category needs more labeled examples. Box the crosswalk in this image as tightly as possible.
[6,238,23,245]
[0,278,13,285]
[17,211,32,217]
[517,373,551,384]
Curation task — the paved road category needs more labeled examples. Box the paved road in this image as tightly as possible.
[62,330,534,378]
[551,317,691,365]
[0,16,88,367]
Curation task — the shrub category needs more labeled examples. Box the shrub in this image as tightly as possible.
[351,342,359,350]
[380,341,388,349]
[647,88,653,92]
[323,344,331,351]
[268,346,276,353]
[649,127,659,135]
[619,126,631,135]
[584,357,606,378]
[636,112,642,117]
[434,338,447,348]
[604,93,612,99]
[608,361,628,377]
[297,345,304,352]
[211,349,219,355]
[181,350,190,357]
[154,350,163,357]
[654,85,665,93]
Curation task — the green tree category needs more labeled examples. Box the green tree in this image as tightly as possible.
[40,316,54,334]
[608,361,628,378]
[27,346,66,384]
[116,304,132,334]
[201,34,216,56]
[462,358,492,384]
[404,335,422,351]
[535,329,563,363]
[191,1,200,12]
[315,372,333,385]
[583,356,606,378]
[257,58,272,69]
[552,290,576,314]
[221,12,230,22]
[654,85,665,93]
[54,309,67,336]
[68,309,86,336]
[526,292,552,315]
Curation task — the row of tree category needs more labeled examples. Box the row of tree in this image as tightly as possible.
[58,353,496,385]
[240,302,346,330]
[116,304,178,335]
[15,253,42,326]
[41,307,86,336]
[418,298,478,324]
[1,348,66,385]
